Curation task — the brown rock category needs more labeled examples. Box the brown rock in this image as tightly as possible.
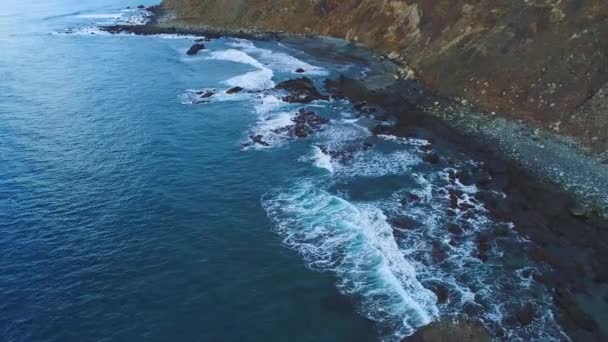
[403,318,491,342]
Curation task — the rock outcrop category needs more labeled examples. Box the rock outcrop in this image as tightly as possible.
[403,318,491,342]
[161,0,608,151]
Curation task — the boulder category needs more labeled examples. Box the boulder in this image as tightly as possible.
[275,77,329,103]
[295,68,305,73]
[248,135,269,147]
[400,192,421,206]
[390,216,420,230]
[226,86,244,94]
[186,43,206,55]
[513,303,536,326]
[423,153,440,165]
[403,318,491,342]
[428,284,450,304]
[195,90,215,98]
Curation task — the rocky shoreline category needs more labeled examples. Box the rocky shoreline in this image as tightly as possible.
[100,6,608,341]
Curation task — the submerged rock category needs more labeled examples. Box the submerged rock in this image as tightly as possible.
[295,68,305,73]
[186,43,206,55]
[404,318,491,342]
[274,77,329,103]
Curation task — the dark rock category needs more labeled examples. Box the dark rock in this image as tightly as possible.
[295,68,305,73]
[400,193,420,206]
[432,241,447,263]
[353,101,377,114]
[448,189,459,209]
[137,5,145,9]
[513,303,536,326]
[459,202,476,211]
[419,143,433,152]
[390,216,420,230]
[447,223,464,235]
[463,302,484,318]
[528,247,560,267]
[371,124,393,135]
[249,135,269,147]
[186,43,206,55]
[287,108,329,138]
[428,284,450,304]
[455,170,474,186]
[423,153,440,165]
[569,204,590,218]
[475,232,493,262]
[403,318,491,342]
[554,288,599,332]
[492,223,511,237]
[275,77,329,103]
[226,86,244,94]
[196,90,215,98]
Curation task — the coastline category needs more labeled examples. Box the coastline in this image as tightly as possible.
[100,7,608,340]
[116,8,608,216]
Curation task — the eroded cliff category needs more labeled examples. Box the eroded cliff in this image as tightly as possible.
[162,0,608,151]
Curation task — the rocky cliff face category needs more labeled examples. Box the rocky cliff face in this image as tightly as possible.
[162,0,608,151]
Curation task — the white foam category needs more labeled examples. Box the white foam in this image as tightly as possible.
[378,134,430,147]
[72,8,152,26]
[56,26,111,36]
[207,49,275,90]
[263,182,438,338]
[254,94,285,115]
[228,38,328,75]
[75,13,122,19]
[310,146,334,173]
[158,34,205,40]
[207,49,265,69]
[225,68,275,90]
[334,150,421,178]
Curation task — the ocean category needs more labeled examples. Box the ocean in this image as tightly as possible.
[0,1,569,341]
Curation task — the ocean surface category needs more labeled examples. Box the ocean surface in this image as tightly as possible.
[1,1,570,341]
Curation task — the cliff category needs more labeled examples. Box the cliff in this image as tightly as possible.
[161,0,608,152]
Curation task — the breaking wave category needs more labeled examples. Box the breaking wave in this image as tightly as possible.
[262,181,439,340]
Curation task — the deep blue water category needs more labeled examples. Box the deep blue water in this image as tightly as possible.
[0,1,571,341]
